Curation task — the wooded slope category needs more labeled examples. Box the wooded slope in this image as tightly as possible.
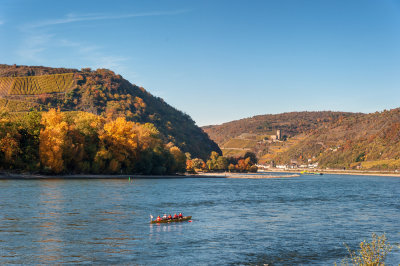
[204,108,400,170]
[273,108,400,170]
[203,111,356,159]
[0,64,220,159]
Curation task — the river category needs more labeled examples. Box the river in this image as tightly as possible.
[0,174,399,265]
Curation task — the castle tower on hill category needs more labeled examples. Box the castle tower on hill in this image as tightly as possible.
[276,129,281,140]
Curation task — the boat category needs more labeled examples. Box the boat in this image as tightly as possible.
[300,171,323,175]
[150,216,192,224]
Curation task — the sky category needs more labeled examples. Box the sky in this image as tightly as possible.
[0,0,399,126]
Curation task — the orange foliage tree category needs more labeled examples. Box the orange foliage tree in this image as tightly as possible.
[95,117,140,173]
[39,109,68,173]
[0,132,21,166]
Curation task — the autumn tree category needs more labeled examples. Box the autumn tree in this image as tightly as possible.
[19,111,42,170]
[169,146,186,173]
[216,156,228,171]
[1,107,202,175]
[73,112,103,172]
[39,109,68,173]
[96,117,140,173]
[0,126,21,168]
[206,151,220,170]
[192,158,206,170]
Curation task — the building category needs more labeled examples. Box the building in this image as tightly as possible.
[276,130,281,140]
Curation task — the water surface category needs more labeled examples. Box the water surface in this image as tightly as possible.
[0,174,399,265]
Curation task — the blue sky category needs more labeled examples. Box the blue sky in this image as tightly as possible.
[0,0,399,126]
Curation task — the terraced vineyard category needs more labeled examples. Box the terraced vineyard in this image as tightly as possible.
[0,77,14,96]
[0,98,7,107]
[0,73,74,96]
[0,98,41,112]
[7,99,40,111]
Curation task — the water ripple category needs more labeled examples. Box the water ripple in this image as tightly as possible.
[0,176,398,265]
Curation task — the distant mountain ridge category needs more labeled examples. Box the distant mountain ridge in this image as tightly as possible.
[202,111,357,159]
[272,108,400,170]
[0,64,220,159]
[202,111,357,144]
[203,109,400,170]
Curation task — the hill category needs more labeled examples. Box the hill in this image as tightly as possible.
[272,108,400,170]
[0,64,220,159]
[203,108,400,170]
[202,111,356,159]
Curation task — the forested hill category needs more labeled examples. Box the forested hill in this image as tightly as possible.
[203,109,400,170]
[273,108,400,170]
[0,64,220,159]
[202,111,359,160]
[203,111,356,144]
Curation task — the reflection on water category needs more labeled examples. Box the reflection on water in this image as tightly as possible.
[149,223,184,236]
[0,176,399,265]
[35,181,63,263]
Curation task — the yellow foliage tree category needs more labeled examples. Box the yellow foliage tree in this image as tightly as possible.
[136,123,162,151]
[97,117,140,173]
[39,109,68,173]
[169,145,186,173]
[73,111,103,136]
[0,133,21,164]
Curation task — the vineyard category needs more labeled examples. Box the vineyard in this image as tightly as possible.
[0,98,41,112]
[0,98,6,107]
[0,77,14,97]
[0,73,74,96]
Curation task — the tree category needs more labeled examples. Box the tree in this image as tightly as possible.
[73,112,103,172]
[186,159,194,173]
[169,146,186,173]
[96,117,139,173]
[192,158,205,170]
[228,163,235,172]
[206,151,220,170]
[244,152,258,164]
[0,132,21,167]
[236,157,251,172]
[19,111,43,170]
[216,156,228,171]
[39,109,69,173]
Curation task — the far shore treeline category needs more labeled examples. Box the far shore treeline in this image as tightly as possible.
[0,109,257,175]
[0,109,185,174]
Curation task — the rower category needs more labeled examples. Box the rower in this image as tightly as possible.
[178,213,183,218]
[173,213,178,219]
[168,214,172,220]
[156,216,161,221]
[162,214,167,220]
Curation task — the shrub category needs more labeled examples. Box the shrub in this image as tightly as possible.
[337,233,392,266]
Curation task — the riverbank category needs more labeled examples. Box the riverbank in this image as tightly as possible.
[204,172,300,179]
[263,168,400,177]
[1,170,398,179]
[0,172,223,180]
[0,172,299,180]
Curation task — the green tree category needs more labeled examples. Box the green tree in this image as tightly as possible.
[216,156,228,171]
[244,152,258,164]
[206,151,220,170]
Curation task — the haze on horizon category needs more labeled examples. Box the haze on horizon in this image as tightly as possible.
[0,0,399,126]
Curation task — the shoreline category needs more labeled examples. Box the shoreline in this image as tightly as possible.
[204,172,301,179]
[261,169,400,177]
[0,169,399,180]
[0,172,223,180]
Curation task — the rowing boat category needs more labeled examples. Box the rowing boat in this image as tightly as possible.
[150,216,192,224]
